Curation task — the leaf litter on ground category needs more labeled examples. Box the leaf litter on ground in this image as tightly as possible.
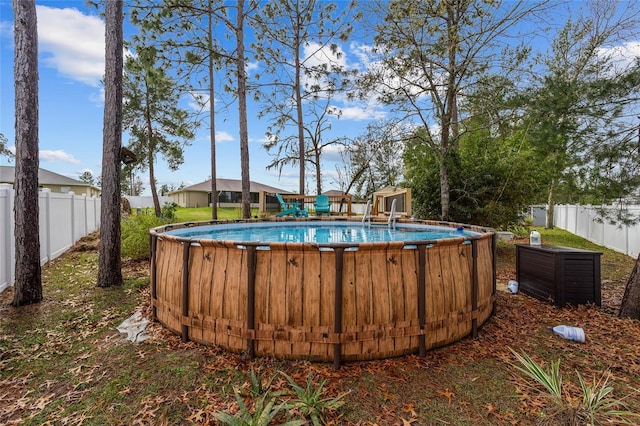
[0,233,639,425]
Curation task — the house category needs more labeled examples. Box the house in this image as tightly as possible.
[168,178,291,209]
[0,166,101,197]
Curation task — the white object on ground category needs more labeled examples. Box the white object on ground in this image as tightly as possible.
[507,280,519,294]
[551,325,585,343]
[117,311,151,343]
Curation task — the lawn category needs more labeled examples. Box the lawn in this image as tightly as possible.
[174,206,260,222]
[1,225,639,425]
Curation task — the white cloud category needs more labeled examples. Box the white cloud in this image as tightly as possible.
[349,42,376,71]
[250,133,277,145]
[301,42,349,92]
[303,41,348,70]
[36,6,105,87]
[215,131,234,142]
[188,92,212,112]
[597,41,640,72]
[331,105,387,121]
[40,149,81,165]
[88,87,105,104]
[321,143,346,162]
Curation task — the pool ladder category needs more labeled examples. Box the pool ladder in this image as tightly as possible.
[362,200,372,227]
[388,199,397,229]
[362,199,397,229]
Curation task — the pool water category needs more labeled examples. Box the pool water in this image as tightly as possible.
[165,222,477,244]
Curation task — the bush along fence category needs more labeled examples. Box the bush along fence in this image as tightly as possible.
[553,204,640,259]
[0,184,101,293]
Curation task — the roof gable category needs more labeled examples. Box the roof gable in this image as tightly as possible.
[173,178,292,194]
[0,165,95,188]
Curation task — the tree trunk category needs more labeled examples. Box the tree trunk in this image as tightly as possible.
[546,177,557,229]
[12,0,42,306]
[97,0,123,288]
[237,0,251,219]
[208,0,217,220]
[619,253,640,319]
[295,19,305,197]
[315,150,322,195]
[144,89,161,217]
[149,150,161,217]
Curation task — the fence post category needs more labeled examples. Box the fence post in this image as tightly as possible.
[1,185,14,291]
[70,192,76,244]
[83,195,88,237]
[42,189,52,264]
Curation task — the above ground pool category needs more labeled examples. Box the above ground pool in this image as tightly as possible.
[150,217,496,367]
[163,221,480,244]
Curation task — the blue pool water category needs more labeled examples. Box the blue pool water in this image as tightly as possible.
[164,222,478,244]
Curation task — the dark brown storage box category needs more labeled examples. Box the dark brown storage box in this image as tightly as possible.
[516,244,602,307]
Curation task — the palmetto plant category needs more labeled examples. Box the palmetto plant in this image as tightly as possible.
[280,372,349,426]
[510,348,639,425]
[213,387,304,426]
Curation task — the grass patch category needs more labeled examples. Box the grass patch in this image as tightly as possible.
[175,206,260,222]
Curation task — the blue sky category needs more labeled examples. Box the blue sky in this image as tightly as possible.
[1,1,639,196]
[0,0,386,195]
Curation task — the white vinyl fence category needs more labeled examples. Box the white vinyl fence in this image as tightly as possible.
[553,204,640,259]
[124,195,172,209]
[0,184,101,293]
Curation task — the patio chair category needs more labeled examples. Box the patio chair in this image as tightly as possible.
[275,193,308,217]
[314,194,330,216]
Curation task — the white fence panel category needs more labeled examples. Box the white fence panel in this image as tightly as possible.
[0,186,101,293]
[1,185,15,293]
[47,191,75,262]
[575,206,592,240]
[125,195,173,209]
[554,204,639,259]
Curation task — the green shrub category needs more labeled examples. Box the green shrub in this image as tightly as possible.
[121,214,164,260]
[510,348,640,425]
[161,202,178,221]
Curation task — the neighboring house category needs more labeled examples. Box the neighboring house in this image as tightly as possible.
[322,189,351,197]
[0,166,101,197]
[169,178,291,208]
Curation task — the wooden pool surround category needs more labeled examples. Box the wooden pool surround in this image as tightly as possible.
[150,218,496,367]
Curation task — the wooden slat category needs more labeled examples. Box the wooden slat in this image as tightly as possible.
[210,243,229,348]
[340,250,358,357]
[289,244,309,356]
[355,245,374,356]
[425,245,445,347]
[254,248,273,356]
[269,243,291,356]
[188,245,205,342]
[314,250,334,359]
[200,245,216,345]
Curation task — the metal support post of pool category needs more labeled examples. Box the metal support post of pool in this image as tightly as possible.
[150,234,157,320]
[471,240,477,338]
[417,244,426,357]
[333,248,345,370]
[181,241,191,342]
[246,246,257,359]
